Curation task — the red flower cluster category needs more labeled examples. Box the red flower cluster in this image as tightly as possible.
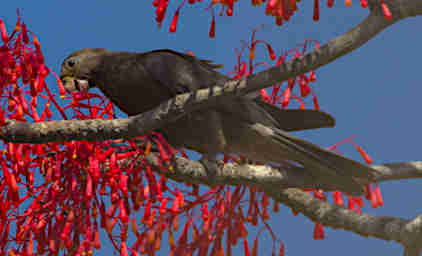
[227,27,320,111]
[152,0,392,37]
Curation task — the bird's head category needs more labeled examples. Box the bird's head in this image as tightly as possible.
[60,48,110,92]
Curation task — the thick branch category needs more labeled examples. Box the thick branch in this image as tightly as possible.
[267,189,422,254]
[0,80,233,143]
[246,0,422,94]
[245,14,392,94]
[0,80,241,143]
[144,155,422,252]
[147,153,422,191]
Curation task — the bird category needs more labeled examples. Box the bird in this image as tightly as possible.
[59,48,379,195]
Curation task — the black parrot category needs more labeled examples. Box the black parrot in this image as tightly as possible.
[60,48,379,195]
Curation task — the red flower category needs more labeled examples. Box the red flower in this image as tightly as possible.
[169,10,179,33]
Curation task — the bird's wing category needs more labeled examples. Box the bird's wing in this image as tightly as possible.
[146,49,224,70]
[141,50,337,132]
[255,100,336,131]
[140,50,228,93]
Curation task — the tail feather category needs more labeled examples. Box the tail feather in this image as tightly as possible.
[246,124,379,195]
[273,129,378,181]
[220,104,378,195]
[255,101,336,131]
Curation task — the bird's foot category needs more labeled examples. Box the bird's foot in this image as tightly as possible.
[199,157,221,186]
[238,156,257,165]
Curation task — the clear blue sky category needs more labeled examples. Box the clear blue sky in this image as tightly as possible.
[2,1,422,255]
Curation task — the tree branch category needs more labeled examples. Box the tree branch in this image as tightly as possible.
[0,80,242,143]
[146,153,422,191]
[142,154,422,254]
[267,189,422,256]
[245,13,392,94]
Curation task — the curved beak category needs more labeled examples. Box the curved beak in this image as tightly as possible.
[61,76,90,92]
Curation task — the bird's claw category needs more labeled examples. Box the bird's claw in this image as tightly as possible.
[199,157,220,186]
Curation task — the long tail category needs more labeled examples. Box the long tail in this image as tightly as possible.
[273,126,380,195]
[234,123,379,196]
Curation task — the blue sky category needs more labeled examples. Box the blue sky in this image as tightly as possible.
[2,1,422,255]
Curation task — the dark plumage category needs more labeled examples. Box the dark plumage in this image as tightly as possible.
[60,48,379,195]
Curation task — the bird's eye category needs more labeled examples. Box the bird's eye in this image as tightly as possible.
[67,59,76,67]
